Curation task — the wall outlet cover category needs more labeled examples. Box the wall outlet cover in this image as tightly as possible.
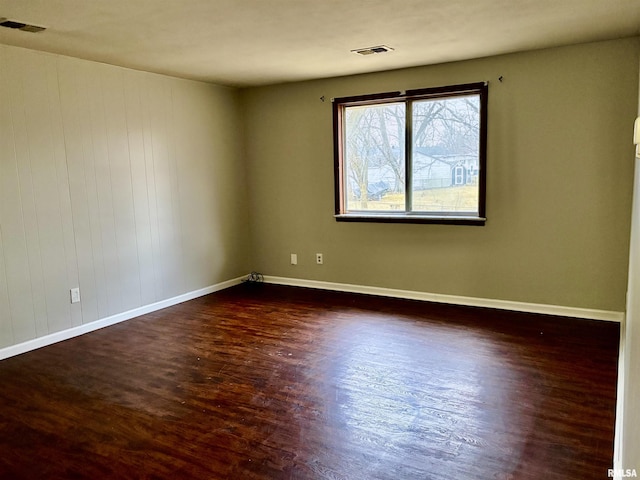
[70,288,81,304]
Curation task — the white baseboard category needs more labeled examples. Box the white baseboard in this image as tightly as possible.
[0,276,245,361]
[263,275,624,322]
[1,273,622,362]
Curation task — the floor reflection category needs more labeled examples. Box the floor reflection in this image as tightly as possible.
[320,313,532,478]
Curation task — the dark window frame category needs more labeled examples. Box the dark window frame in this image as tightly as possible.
[332,82,488,225]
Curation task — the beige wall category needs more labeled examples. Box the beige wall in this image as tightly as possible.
[242,37,640,312]
[0,45,250,349]
[1,38,638,351]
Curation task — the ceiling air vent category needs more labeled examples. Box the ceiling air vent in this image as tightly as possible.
[351,45,394,56]
[0,17,46,33]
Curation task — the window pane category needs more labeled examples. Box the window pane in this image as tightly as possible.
[344,102,405,211]
[411,95,480,214]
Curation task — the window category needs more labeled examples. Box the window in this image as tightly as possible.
[333,82,487,225]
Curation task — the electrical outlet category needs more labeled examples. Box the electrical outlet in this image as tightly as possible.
[70,287,81,304]
[291,253,298,265]
[316,253,323,265]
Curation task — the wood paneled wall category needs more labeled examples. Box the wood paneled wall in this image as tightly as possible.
[0,45,250,349]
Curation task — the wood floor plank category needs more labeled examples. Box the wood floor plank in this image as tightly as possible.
[0,283,619,479]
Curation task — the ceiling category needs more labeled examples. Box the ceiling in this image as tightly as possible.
[0,0,639,87]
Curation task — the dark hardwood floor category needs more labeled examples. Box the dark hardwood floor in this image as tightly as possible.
[0,283,619,479]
